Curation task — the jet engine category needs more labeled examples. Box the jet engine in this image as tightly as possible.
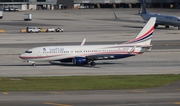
[72,57,88,65]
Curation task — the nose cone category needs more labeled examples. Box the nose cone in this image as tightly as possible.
[19,53,25,59]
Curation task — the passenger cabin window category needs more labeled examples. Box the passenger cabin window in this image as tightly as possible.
[25,51,32,53]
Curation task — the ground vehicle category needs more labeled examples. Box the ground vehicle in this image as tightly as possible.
[14,8,19,11]
[3,8,9,11]
[24,14,32,21]
[0,11,3,19]
[9,7,14,11]
[26,27,40,33]
[46,28,55,32]
[56,27,64,32]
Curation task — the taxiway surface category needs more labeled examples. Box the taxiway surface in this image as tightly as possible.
[0,8,180,106]
[0,49,180,77]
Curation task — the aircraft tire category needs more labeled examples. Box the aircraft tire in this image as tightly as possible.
[32,63,35,66]
[165,25,169,28]
[155,24,158,28]
[90,61,96,66]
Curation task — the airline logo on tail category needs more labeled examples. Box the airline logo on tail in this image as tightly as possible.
[125,26,154,44]
[125,17,155,45]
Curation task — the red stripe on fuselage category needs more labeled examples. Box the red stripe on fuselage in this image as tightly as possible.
[19,54,63,59]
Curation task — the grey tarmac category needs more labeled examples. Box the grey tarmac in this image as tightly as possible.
[0,49,180,77]
[0,8,180,106]
[0,40,180,50]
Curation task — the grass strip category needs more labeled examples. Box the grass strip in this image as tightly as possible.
[0,74,180,91]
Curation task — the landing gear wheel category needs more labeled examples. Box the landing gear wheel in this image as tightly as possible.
[155,24,158,28]
[90,61,96,66]
[32,63,36,66]
[165,25,169,28]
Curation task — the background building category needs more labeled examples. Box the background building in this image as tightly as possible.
[0,0,57,10]
[74,0,180,9]
[0,0,180,10]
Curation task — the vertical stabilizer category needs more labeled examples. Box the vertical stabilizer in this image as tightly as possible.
[125,17,156,45]
[140,0,148,14]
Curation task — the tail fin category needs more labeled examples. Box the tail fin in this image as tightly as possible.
[140,0,148,14]
[125,17,156,45]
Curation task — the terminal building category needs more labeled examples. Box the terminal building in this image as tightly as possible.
[0,0,180,10]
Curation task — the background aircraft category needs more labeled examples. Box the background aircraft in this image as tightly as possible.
[113,0,180,30]
[19,18,156,67]
[113,12,145,23]
[140,0,180,29]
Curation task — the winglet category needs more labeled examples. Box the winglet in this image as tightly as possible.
[81,38,86,46]
[113,12,118,20]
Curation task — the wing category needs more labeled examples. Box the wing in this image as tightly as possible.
[113,12,146,23]
[86,54,135,60]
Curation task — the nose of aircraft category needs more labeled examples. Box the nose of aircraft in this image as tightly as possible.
[19,53,25,59]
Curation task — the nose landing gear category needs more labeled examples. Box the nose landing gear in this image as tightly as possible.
[27,61,36,66]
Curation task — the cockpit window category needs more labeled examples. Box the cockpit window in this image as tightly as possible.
[25,51,32,53]
[178,19,180,21]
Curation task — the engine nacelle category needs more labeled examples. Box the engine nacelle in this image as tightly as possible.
[73,57,88,65]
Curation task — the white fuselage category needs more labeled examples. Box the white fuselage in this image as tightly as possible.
[141,13,180,27]
[19,44,149,62]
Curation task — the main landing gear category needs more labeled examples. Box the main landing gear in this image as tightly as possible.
[32,63,36,66]
[90,61,96,66]
[165,25,169,29]
[155,24,158,28]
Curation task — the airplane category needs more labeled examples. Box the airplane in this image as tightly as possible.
[140,0,180,29]
[19,17,156,67]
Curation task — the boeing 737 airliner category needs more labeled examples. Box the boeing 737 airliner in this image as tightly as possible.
[140,0,180,29]
[19,17,156,66]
